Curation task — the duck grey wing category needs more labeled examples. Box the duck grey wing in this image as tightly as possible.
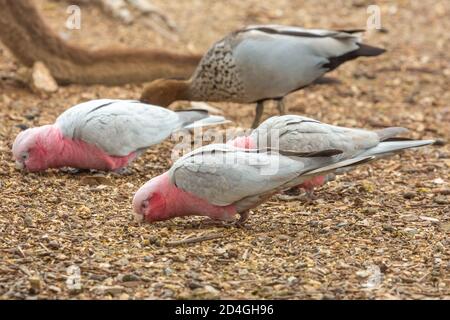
[231,27,362,101]
[56,100,180,156]
[242,24,362,39]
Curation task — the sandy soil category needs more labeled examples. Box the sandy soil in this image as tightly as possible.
[0,0,449,299]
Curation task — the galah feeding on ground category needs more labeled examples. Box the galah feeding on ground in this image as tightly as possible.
[12,99,228,172]
[229,115,435,197]
[140,24,385,128]
[133,129,433,224]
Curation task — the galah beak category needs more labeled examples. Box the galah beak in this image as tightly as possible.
[15,160,25,170]
[133,211,144,223]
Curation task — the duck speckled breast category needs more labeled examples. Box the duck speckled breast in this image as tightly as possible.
[190,39,245,102]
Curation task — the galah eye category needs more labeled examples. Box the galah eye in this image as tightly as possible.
[141,200,149,209]
[21,153,29,160]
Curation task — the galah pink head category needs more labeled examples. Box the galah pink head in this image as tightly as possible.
[133,173,171,222]
[12,125,62,172]
[132,172,237,223]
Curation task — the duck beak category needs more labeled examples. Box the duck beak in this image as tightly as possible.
[15,161,25,170]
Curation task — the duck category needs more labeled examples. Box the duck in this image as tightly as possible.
[140,24,386,128]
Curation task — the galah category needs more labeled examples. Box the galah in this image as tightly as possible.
[132,129,433,224]
[229,115,434,196]
[12,99,228,172]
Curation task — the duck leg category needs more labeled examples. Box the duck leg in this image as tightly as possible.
[275,97,287,115]
[252,100,265,129]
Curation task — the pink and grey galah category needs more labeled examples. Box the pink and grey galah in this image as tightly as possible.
[133,116,434,224]
[12,99,228,172]
[229,115,436,196]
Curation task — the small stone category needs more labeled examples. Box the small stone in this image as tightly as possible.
[382,224,395,232]
[438,152,449,159]
[89,274,107,281]
[121,274,140,282]
[419,216,440,223]
[164,268,173,276]
[161,289,174,298]
[24,109,40,120]
[432,178,445,185]
[356,270,370,278]
[403,191,416,199]
[434,188,450,195]
[434,196,449,205]
[23,215,34,227]
[80,175,112,186]
[148,236,161,246]
[48,240,60,250]
[93,285,124,295]
[116,258,129,266]
[16,124,29,131]
[187,280,203,290]
[174,255,186,262]
[441,223,450,233]
[47,285,61,294]
[309,221,320,227]
[403,228,418,235]
[30,61,58,94]
[336,222,348,228]
[29,276,42,294]
[215,248,227,255]
[204,285,220,295]
[435,242,445,252]
[99,262,111,269]
[239,269,249,276]
[143,255,154,262]
[118,293,130,300]
[287,276,298,285]
[364,208,377,215]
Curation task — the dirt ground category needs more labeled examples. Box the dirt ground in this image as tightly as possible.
[0,0,449,300]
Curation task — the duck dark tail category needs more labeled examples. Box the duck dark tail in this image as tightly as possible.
[355,43,386,57]
[324,43,386,71]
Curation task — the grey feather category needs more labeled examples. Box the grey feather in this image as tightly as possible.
[375,127,409,141]
[251,115,380,159]
[168,143,376,211]
[358,140,435,158]
[56,99,228,156]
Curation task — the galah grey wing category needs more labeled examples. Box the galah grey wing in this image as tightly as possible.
[253,115,380,158]
[168,144,311,207]
[231,26,361,101]
[56,99,180,156]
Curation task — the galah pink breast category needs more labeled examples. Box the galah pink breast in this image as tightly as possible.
[12,99,228,172]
